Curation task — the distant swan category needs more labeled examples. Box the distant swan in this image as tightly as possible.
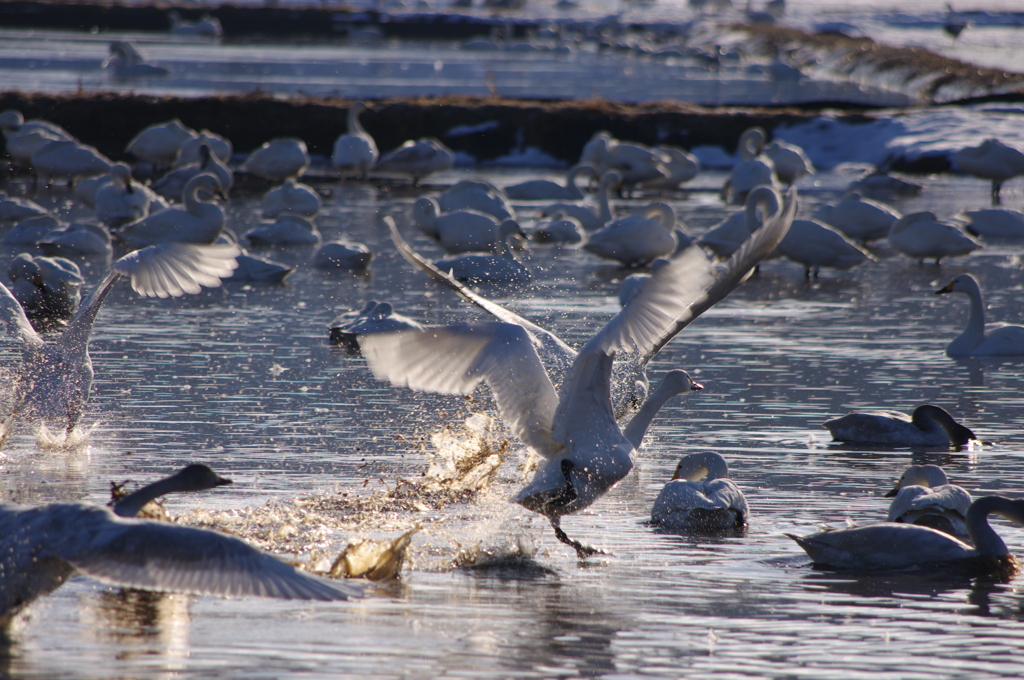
[505,164,598,201]
[0,243,239,439]
[332,101,378,179]
[374,138,454,185]
[961,208,1024,239]
[650,452,748,532]
[776,218,874,278]
[0,464,359,625]
[887,211,981,264]
[31,140,112,186]
[104,41,170,80]
[0,192,47,222]
[433,220,531,285]
[437,179,515,221]
[262,179,321,219]
[126,119,197,167]
[583,202,680,266]
[823,404,976,447]
[245,213,322,248]
[885,464,972,542]
[954,138,1024,205]
[936,273,1024,357]
[724,127,778,204]
[242,138,309,181]
[814,192,901,244]
[788,495,1024,572]
[763,140,813,185]
[413,196,511,254]
[95,163,164,228]
[541,169,619,231]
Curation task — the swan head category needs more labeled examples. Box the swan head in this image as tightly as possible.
[171,463,234,491]
[184,172,226,202]
[737,127,767,160]
[935,273,979,296]
[0,109,25,132]
[412,196,440,231]
[671,451,728,482]
[884,464,949,497]
[661,369,704,396]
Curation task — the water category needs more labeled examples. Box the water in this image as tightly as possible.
[2,165,1024,678]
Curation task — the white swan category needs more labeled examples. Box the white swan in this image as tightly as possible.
[374,137,454,184]
[176,130,232,165]
[262,179,321,219]
[126,119,198,167]
[329,301,423,352]
[413,196,515,254]
[0,464,359,625]
[0,192,47,222]
[433,220,531,285]
[242,138,309,181]
[118,173,225,248]
[638,146,700,191]
[579,131,671,189]
[650,451,748,532]
[724,127,778,205]
[583,202,681,266]
[154,143,233,202]
[814,192,901,243]
[845,171,922,200]
[541,170,619,231]
[0,242,238,438]
[364,197,793,555]
[954,138,1024,205]
[95,163,164,228]
[31,140,112,186]
[885,465,972,542]
[3,215,60,246]
[531,212,585,245]
[763,140,814,184]
[38,222,113,258]
[437,179,515,221]
[823,404,976,447]
[104,41,170,80]
[332,102,378,179]
[936,273,1024,357]
[245,214,322,248]
[776,218,874,278]
[0,110,73,169]
[961,208,1024,239]
[698,186,786,261]
[7,253,83,326]
[505,164,598,201]
[888,211,982,264]
[314,241,373,271]
[787,496,1024,572]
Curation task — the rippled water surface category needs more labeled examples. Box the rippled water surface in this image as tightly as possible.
[2,163,1024,678]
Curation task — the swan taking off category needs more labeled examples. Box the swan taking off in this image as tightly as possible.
[0,242,239,439]
[823,404,976,448]
[0,464,359,625]
[936,273,1024,357]
[361,192,794,557]
[650,452,748,532]
[788,495,1024,573]
[885,464,972,542]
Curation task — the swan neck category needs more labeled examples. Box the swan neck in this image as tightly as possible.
[623,376,683,448]
[113,475,184,517]
[597,177,613,224]
[965,496,1024,556]
[348,105,366,135]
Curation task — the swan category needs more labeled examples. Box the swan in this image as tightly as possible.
[227,251,294,283]
[245,214,322,248]
[814,192,901,243]
[38,222,113,258]
[0,464,359,625]
[262,179,321,219]
[787,495,1024,572]
[95,163,164,228]
[650,451,748,532]
[7,253,83,326]
[888,211,982,264]
[953,138,1024,205]
[823,404,976,447]
[31,140,112,186]
[0,110,73,169]
[504,164,598,201]
[104,41,170,80]
[0,192,47,222]
[936,273,1024,357]
[126,119,198,167]
[698,186,787,261]
[4,215,60,246]
[314,241,373,271]
[724,127,778,205]
[583,202,681,266]
[383,187,795,421]
[531,212,585,245]
[961,208,1024,239]
[433,220,531,285]
[541,169,619,231]
[845,171,922,200]
[242,138,309,181]
[579,132,671,189]
[0,242,239,438]
[374,137,454,184]
[413,196,517,254]
[437,180,515,221]
[364,196,793,555]
[763,140,814,184]
[776,218,874,278]
[332,102,378,179]
[176,130,232,165]
[637,146,700,191]
[154,143,233,202]
[168,10,223,37]
[885,465,972,542]
[329,301,424,352]
[118,173,225,248]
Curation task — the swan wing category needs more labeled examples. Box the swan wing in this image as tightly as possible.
[66,518,361,601]
[359,323,560,454]
[889,484,973,521]
[0,280,43,347]
[113,242,240,298]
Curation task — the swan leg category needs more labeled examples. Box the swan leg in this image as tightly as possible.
[992,179,1003,206]
[550,518,603,558]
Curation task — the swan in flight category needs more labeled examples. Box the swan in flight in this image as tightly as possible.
[788,495,1024,572]
[885,465,972,542]
[0,464,359,625]
[936,273,1024,357]
[0,242,239,439]
[362,193,794,556]
[823,404,976,448]
[650,452,748,532]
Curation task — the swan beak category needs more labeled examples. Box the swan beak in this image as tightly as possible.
[883,484,900,497]
[690,380,704,391]
[936,281,954,294]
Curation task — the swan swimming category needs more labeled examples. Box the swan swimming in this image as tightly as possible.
[0,463,360,625]
[361,195,794,556]
[885,464,972,542]
[0,242,239,439]
[936,273,1024,357]
[788,495,1024,573]
[650,452,748,532]
[823,404,976,447]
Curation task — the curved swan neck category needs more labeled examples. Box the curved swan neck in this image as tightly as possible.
[597,172,619,225]
[744,186,781,232]
[912,405,975,445]
[966,496,1024,556]
[623,371,698,448]
[113,464,232,517]
[348,102,367,135]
